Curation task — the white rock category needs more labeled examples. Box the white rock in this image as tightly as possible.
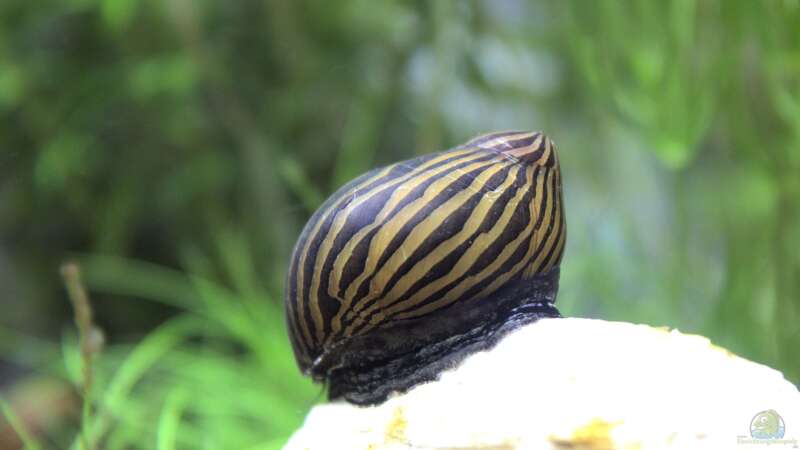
[285,318,800,450]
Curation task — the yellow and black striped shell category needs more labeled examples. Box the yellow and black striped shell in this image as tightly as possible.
[285,130,566,404]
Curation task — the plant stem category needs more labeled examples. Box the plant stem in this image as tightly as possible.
[61,262,99,450]
[0,396,43,450]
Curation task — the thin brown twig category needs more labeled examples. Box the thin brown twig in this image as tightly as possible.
[60,261,99,450]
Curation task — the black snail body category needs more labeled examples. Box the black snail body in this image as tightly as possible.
[285,130,566,405]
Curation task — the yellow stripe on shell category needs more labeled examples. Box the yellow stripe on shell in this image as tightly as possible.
[326,155,509,329]
[304,148,488,343]
[347,164,542,334]
[327,162,519,340]
[522,167,560,278]
[393,166,554,322]
[292,164,396,354]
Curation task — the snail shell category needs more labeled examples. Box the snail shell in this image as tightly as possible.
[285,130,566,404]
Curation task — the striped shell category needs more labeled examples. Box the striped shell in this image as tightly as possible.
[285,130,566,391]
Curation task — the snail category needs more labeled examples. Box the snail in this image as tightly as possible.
[285,130,566,405]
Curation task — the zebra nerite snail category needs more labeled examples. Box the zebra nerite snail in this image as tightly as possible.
[285,130,566,405]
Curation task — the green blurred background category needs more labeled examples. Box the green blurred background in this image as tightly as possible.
[1,1,799,449]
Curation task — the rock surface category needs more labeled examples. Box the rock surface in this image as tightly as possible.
[285,318,800,450]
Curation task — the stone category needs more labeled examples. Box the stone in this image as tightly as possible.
[285,318,800,450]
